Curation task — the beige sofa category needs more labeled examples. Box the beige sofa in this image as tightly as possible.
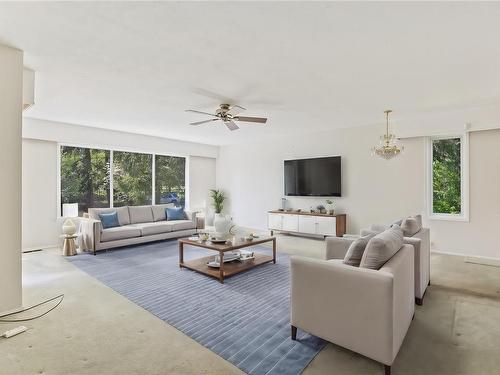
[291,237,414,375]
[360,216,430,305]
[80,204,197,254]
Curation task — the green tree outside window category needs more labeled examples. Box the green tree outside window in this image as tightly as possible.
[432,138,461,215]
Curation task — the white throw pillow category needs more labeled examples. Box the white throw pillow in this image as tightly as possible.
[401,216,421,236]
[360,225,404,270]
[343,233,376,267]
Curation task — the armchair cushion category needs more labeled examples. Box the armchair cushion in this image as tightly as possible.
[343,233,376,267]
[360,225,404,270]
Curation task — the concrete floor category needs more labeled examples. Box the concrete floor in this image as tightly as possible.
[1,233,499,375]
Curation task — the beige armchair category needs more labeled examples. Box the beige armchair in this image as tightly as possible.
[291,238,414,375]
[361,226,430,305]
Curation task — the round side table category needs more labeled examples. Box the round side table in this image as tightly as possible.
[62,234,78,256]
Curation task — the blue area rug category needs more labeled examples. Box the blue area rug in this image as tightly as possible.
[68,240,325,375]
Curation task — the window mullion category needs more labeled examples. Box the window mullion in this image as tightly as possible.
[110,150,114,208]
[152,154,156,205]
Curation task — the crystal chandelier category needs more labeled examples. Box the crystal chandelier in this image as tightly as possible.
[372,109,404,159]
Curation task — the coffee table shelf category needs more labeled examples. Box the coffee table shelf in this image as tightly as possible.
[180,253,274,280]
[178,236,276,283]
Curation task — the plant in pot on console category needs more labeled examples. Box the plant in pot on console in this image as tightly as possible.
[316,204,326,214]
[326,199,334,215]
[210,189,232,235]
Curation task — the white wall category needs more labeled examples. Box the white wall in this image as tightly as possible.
[430,129,500,259]
[217,124,500,260]
[217,124,426,235]
[188,156,216,225]
[23,118,218,158]
[22,139,59,250]
[0,44,23,314]
[22,121,217,250]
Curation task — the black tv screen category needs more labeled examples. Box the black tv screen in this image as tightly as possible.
[284,156,341,197]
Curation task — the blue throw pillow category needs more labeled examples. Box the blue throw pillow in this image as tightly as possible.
[99,212,120,229]
[166,207,186,221]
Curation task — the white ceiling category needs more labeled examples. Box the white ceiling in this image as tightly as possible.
[1,2,500,145]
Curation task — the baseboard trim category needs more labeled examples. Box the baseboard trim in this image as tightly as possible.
[0,305,24,317]
[22,244,58,253]
[431,249,500,263]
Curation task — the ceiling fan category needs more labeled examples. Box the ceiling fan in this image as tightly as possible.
[185,104,267,131]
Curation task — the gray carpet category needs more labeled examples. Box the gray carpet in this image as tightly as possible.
[69,240,325,375]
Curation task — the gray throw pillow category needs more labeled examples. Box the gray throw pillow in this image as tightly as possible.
[401,217,421,236]
[360,225,404,270]
[413,214,423,228]
[343,233,376,267]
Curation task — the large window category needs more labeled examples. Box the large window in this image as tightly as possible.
[155,155,186,206]
[60,146,110,215]
[113,151,152,207]
[60,145,186,215]
[429,136,468,219]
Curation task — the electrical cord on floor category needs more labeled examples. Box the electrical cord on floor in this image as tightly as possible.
[0,294,64,322]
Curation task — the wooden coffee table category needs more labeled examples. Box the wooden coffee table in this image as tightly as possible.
[178,236,276,283]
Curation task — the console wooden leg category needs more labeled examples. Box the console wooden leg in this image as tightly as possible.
[416,297,423,306]
[291,325,297,340]
[219,251,224,283]
[179,242,184,267]
[384,365,391,375]
[272,238,276,264]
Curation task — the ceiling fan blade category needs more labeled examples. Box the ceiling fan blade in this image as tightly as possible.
[189,118,219,126]
[225,120,239,131]
[227,104,246,116]
[234,116,267,124]
[185,109,219,117]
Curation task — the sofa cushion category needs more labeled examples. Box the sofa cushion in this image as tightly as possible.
[151,204,175,221]
[166,220,196,231]
[89,206,130,226]
[99,212,120,229]
[401,216,421,236]
[342,233,376,267]
[360,225,404,270]
[132,222,173,236]
[129,205,154,224]
[166,207,187,221]
[100,226,141,242]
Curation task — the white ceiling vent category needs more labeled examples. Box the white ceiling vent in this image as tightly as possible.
[23,67,35,111]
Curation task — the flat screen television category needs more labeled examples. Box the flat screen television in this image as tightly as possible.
[284,156,341,197]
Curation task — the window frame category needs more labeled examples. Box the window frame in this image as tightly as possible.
[57,142,190,217]
[426,133,469,222]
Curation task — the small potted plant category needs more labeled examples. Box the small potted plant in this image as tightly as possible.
[316,204,326,214]
[326,199,335,215]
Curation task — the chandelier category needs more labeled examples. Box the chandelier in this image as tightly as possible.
[372,109,404,159]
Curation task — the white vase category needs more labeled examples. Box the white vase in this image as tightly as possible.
[62,218,77,235]
[214,214,232,235]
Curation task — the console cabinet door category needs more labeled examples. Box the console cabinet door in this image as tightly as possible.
[316,216,336,236]
[282,215,299,232]
[268,213,283,230]
[298,216,317,234]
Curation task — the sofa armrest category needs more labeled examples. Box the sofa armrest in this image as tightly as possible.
[409,227,430,297]
[79,218,102,252]
[379,245,415,360]
[184,210,197,225]
[290,256,395,364]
